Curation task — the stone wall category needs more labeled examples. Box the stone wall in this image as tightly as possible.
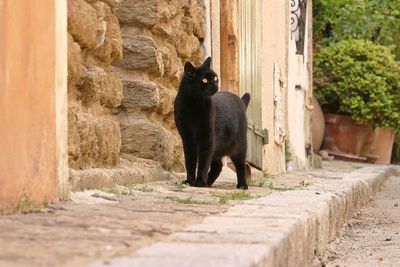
[67,0,205,188]
[112,0,205,171]
[68,0,123,170]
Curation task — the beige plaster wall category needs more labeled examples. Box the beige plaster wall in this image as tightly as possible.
[0,0,58,213]
[287,1,312,171]
[260,0,288,175]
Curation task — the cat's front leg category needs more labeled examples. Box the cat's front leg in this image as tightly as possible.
[182,137,197,186]
[195,137,214,187]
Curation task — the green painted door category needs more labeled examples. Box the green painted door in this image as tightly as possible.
[239,0,267,169]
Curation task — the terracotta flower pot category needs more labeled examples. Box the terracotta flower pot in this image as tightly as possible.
[322,114,373,161]
[364,128,395,165]
[311,96,325,153]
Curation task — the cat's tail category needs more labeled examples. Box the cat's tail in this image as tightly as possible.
[241,93,251,109]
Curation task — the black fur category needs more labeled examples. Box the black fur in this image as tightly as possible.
[174,57,250,189]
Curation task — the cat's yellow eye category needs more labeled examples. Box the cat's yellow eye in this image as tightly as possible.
[214,77,218,81]
[202,78,208,83]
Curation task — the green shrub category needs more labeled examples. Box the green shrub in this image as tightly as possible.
[314,39,400,132]
[313,0,400,59]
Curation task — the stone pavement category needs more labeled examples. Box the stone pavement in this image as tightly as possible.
[0,161,398,267]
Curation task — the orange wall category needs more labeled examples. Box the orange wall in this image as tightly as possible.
[0,0,57,212]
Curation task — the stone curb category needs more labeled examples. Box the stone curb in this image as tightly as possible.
[89,165,399,267]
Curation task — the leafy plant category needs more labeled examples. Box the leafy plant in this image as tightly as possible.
[313,0,400,59]
[314,39,400,131]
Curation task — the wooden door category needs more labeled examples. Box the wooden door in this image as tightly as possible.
[239,0,266,169]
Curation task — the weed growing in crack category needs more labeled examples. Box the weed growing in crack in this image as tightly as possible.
[169,197,211,205]
[267,181,311,191]
[173,181,188,191]
[248,178,266,187]
[134,186,154,193]
[106,186,133,196]
[213,191,254,204]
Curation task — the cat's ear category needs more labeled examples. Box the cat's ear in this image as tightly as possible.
[202,57,212,69]
[184,62,195,73]
[184,62,196,79]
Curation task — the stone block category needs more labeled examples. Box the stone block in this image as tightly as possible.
[67,33,85,87]
[92,2,123,64]
[78,66,123,108]
[102,70,124,108]
[119,118,174,169]
[157,85,175,116]
[69,113,121,169]
[114,0,158,27]
[68,104,82,166]
[115,34,163,75]
[175,31,200,59]
[159,44,182,81]
[68,0,98,49]
[87,0,122,8]
[121,80,160,109]
[183,0,205,39]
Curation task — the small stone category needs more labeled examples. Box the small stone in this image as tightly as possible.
[394,202,398,207]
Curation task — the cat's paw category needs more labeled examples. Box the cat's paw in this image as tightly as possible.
[236,183,248,190]
[195,180,207,187]
[183,179,195,186]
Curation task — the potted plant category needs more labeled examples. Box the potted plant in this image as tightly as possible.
[314,39,400,162]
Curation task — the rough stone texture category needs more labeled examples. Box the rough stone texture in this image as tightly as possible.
[121,80,160,109]
[111,0,206,173]
[67,0,206,183]
[68,33,85,87]
[157,85,175,117]
[175,31,200,58]
[115,34,164,75]
[69,158,170,191]
[158,44,183,84]
[119,118,175,169]
[78,66,123,108]
[92,2,123,64]
[184,0,205,39]
[113,0,158,27]
[68,0,98,50]
[68,0,123,172]
[69,113,121,169]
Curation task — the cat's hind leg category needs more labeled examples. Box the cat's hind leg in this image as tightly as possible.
[207,159,223,187]
[231,155,248,190]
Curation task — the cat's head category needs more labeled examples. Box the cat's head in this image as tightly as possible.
[182,57,219,97]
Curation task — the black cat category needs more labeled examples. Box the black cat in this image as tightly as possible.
[174,57,250,189]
